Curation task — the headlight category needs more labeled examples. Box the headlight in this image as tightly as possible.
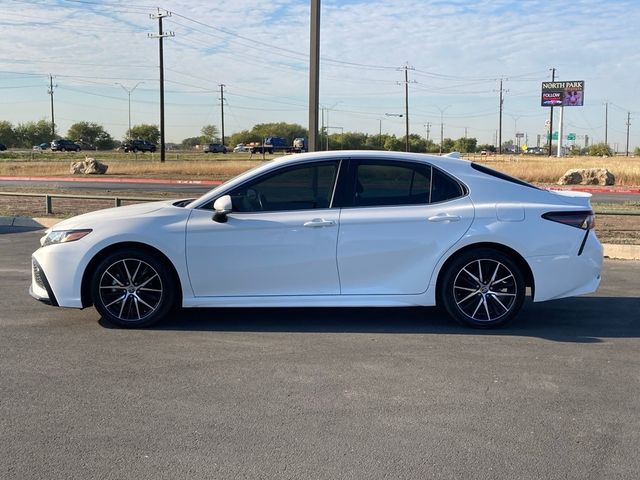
[41,229,92,247]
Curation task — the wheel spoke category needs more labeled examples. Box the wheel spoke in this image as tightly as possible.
[477,260,484,283]
[133,296,141,320]
[483,296,491,320]
[122,260,133,284]
[457,289,481,305]
[471,297,484,318]
[462,267,480,284]
[492,274,514,286]
[106,271,124,286]
[490,291,516,297]
[104,294,126,308]
[100,285,126,290]
[135,294,155,311]
[138,287,162,293]
[131,260,142,284]
[137,273,159,289]
[490,262,500,284]
[118,294,127,318]
[489,293,509,312]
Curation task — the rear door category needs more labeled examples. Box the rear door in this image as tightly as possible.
[336,159,474,295]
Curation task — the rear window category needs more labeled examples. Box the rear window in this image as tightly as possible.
[471,163,540,190]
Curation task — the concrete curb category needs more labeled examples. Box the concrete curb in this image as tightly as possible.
[2,216,639,260]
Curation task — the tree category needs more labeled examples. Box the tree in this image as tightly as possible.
[476,144,497,153]
[442,138,455,153]
[250,122,308,142]
[67,122,114,149]
[181,136,202,149]
[14,120,51,148]
[200,125,219,144]
[0,120,17,147]
[127,124,160,143]
[453,137,478,153]
[588,142,613,157]
[634,147,640,156]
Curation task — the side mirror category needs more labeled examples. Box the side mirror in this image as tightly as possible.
[212,195,232,223]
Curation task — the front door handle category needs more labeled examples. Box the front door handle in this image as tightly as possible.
[428,213,461,223]
[303,218,336,228]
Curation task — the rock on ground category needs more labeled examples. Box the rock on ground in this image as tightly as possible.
[70,158,108,175]
[558,168,615,185]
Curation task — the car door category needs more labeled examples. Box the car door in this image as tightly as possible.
[186,160,343,297]
[336,159,474,295]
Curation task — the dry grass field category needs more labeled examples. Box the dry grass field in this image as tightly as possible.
[1,151,639,186]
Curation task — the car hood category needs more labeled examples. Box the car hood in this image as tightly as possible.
[50,200,173,230]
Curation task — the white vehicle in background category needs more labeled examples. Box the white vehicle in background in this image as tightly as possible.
[233,143,248,153]
[30,151,602,329]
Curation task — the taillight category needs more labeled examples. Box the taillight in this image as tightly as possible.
[542,211,595,230]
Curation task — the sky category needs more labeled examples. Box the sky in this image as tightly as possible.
[1,0,639,150]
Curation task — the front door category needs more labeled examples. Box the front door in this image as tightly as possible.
[186,160,342,297]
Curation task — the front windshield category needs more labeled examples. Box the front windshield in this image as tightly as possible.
[185,160,276,209]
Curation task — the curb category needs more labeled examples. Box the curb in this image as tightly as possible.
[2,216,639,260]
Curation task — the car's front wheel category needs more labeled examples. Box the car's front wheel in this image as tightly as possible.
[440,249,525,328]
[91,249,176,328]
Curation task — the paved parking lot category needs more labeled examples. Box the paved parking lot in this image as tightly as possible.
[1,229,639,479]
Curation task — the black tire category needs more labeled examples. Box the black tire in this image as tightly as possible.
[91,249,177,328]
[133,148,138,153]
[440,249,525,329]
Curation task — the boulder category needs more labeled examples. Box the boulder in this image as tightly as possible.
[69,157,108,175]
[558,168,615,186]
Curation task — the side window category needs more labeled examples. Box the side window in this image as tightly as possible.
[353,162,431,207]
[430,168,465,203]
[228,161,339,212]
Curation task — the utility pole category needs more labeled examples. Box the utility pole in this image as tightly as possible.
[626,112,631,157]
[219,84,226,146]
[308,0,321,152]
[498,78,507,154]
[424,123,431,143]
[149,9,174,162]
[48,74,57,139]
[116,82,144,137]
[548,68,555,156]
[604,102,609,147]
[435,105,451,155]
[397,63,414,152]
[464,127,468,139]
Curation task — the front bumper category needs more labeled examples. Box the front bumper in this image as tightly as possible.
[30,257,58,306]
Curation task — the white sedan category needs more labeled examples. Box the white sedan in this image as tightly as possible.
[30,151,603,329]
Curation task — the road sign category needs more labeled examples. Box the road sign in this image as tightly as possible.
[567,133,576,141]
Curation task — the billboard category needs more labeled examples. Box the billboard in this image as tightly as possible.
[541,80,584,107]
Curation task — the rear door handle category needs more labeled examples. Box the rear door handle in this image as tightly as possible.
[303,218,336,228]
[428,213,461,223]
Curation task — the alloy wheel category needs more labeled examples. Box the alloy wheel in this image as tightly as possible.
[98,258,163,322]
[452,258,518,323]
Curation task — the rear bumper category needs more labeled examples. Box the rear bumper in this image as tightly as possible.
[528,232,603,302]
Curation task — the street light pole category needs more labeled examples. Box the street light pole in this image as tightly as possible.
[116,82,144,137]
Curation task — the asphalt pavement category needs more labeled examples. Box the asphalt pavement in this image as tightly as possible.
[1,229,639,480]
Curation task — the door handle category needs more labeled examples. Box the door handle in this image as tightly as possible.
[303,218,336,228]
[428,213,461,223]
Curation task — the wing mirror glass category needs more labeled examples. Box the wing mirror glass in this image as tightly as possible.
[212,195,232,223]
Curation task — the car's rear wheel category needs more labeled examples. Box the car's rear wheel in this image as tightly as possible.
[440,249,525,328]
[91,249,176,328]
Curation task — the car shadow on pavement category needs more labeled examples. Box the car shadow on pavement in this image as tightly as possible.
[99,296,640,343]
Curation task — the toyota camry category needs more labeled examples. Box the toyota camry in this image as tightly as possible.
[30,151,603,329]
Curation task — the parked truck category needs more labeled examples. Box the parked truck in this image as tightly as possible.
[247,136,307,154]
